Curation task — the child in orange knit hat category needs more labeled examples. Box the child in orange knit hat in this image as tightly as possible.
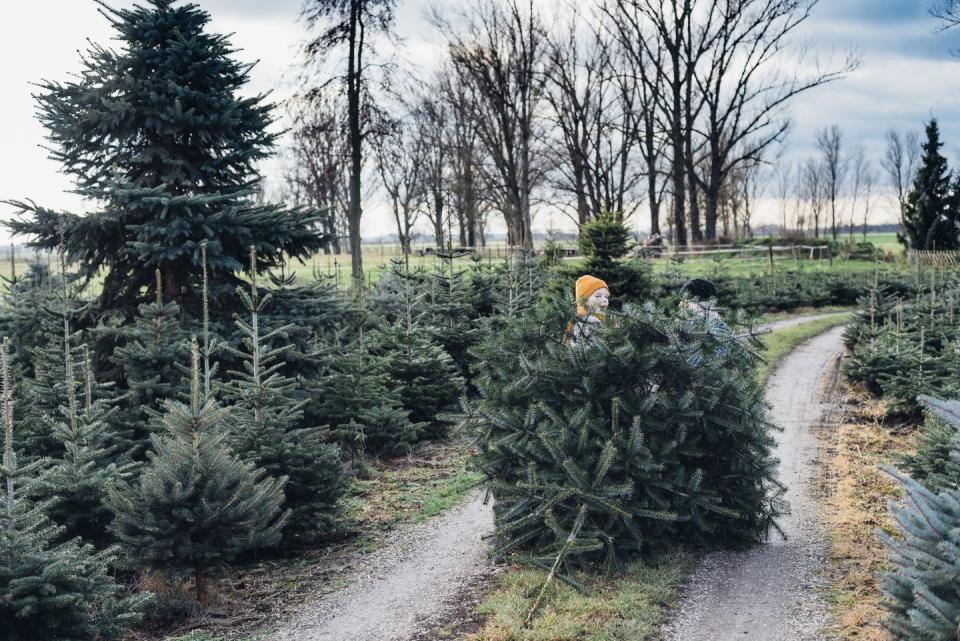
[566,275,609,346]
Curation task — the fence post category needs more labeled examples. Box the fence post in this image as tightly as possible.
[828,244,833,267]
[768,242,774,275]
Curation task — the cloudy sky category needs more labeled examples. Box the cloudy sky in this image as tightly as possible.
[1,0,958,241]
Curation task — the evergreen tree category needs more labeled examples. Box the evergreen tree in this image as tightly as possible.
[898,119,960,251]
[0,340,147,641]
[458,298,783,580]
[307,340,422,459]
[882,396,960,641]
[426,252,481,383]
[110,270,191,456]
[33,347,136,548]
[5,0,328,320]
[221,248,347,542]
[108,339,287,604]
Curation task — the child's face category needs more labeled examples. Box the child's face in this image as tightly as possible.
[587,288,609,311]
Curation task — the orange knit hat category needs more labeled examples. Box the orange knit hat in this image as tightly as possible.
[575,275,609,317]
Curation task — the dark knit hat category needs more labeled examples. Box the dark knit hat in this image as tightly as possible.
[680,278,717,301]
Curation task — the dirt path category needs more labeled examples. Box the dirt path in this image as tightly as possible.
[662,325,846,641]
[265,493,494,641]
[264,315,845,641]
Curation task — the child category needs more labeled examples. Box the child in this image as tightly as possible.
[567,275,609,346]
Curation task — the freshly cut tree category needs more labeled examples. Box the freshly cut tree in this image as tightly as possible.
[898,119,960,251]
[108,339,287,604]
[0,341,147,640]
[458,298,782,580]
[5,0,328,318]
[221,248,347,542]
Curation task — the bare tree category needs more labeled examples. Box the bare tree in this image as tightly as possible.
[932,1,960,35]
[302,0,397,287]
[286,92,350,254]
[693,0,857,242]
[800,157,826,237]
[847,145,867,242]
[542,13,642,227]
[372,117,425,257]
[435,0,547,249]
[601,1,670,239]
[740,159,765,238]
[815,125,847,240]
[774,159,793,235]
[882,129,921,220]
[861,164,875,241]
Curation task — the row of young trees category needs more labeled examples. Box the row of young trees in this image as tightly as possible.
[287,0,859,288]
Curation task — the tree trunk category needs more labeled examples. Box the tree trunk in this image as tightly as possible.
[347,0,364,288]
[195,566,208,606]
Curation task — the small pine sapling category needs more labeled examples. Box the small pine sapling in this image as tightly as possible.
[0,339,148,640]
[221,247,347,542]
[108,338,287,605]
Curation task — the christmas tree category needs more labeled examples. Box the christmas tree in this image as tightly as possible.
[0,340,147,640]
[881,396,960,641]
[5,0,328,320]
[108,338,287,604]
[221,248,347,542]
[898,119,960,251]
[33,346,136,547]
[307,340,423,459]
[457,297,782,579]
[110,269,191,456]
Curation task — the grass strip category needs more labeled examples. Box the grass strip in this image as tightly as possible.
[755,313,851,386]
[463,551,694,641]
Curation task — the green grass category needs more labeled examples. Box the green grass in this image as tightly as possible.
[465,551,695,641]
[755,313,852,385]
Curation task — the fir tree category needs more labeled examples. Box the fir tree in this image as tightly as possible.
[426,252,481,384]
[458,298,782,580]
[898,119,960,251]
[0,340,147,641]
[110,269,191,456]
[33,346,136,547]
[5,0,328,320]
[882,396,960,640]
[221,248,347,542]
[108,339,287,604]
[307,340,422,459]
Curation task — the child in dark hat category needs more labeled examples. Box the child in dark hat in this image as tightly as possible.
[679,278,734,365]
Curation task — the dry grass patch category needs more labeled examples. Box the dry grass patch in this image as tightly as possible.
[463,552,694,641]
[817,386,917,641]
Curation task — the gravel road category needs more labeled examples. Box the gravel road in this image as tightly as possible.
[265,493,494,641]
[264,314,846,641]
[662,325,846,641]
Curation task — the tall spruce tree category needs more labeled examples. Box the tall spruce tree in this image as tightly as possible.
[221,248,347,542]
[898,119,960,251]
[4,0,328,319]
[368,261,464,438]
[108,339,287,604]
[33,346,136,548]
[0,340,148,641]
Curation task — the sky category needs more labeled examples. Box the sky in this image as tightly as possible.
[1,0,959,242]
